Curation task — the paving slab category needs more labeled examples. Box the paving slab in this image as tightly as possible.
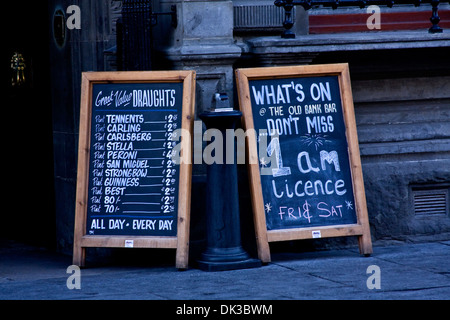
[0,241,448,300]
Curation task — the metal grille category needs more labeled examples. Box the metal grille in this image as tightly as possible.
[118,0,153,71]
[413,188,449,216]
[234,3,291,30]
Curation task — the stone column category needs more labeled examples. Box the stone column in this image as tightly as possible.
[158,0,242,114]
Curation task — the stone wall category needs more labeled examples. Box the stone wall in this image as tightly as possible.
[49,0,120,252]
[236,34,450,244]
[352,76,450,241]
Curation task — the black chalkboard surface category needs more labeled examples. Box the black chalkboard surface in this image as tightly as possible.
[86,82,183,237]
[74,71,195,269]
[236,64,372,263]
[249,75,357,230]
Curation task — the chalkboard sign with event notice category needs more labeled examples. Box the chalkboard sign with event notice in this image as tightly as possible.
[73,71,195,269]
[236,64,372,263]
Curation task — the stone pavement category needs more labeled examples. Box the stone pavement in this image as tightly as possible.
[0,240,449,300]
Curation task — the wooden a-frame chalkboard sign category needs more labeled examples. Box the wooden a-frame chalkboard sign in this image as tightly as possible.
[73,71,195,269]
[236,64,372,263]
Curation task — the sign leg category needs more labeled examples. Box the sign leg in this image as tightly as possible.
[73,246,86,267]
[358,232,373,256]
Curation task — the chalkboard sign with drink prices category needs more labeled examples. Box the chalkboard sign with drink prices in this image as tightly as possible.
[74,71,195,269]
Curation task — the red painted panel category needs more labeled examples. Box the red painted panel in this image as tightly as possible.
[309,10,450,34]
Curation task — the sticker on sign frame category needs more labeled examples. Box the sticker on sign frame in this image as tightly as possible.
[312,230,322,239]
[125,240,134,248]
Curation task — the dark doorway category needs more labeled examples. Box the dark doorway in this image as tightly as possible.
[2,3,55,247]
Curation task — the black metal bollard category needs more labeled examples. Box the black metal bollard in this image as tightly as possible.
[197,101,261,272]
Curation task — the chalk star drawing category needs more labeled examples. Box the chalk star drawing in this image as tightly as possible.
[301,133,330,150]
[346,201,354,210]
[260,157,268,168]
[265,203,272,213]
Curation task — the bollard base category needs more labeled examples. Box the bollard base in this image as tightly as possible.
[197,246,262,272]
[197,258,262,272]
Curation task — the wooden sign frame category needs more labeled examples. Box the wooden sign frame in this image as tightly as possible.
[73,71,196,269]
[236,63,372,263]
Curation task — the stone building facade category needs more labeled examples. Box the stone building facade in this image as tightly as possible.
[5,1,448,256]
